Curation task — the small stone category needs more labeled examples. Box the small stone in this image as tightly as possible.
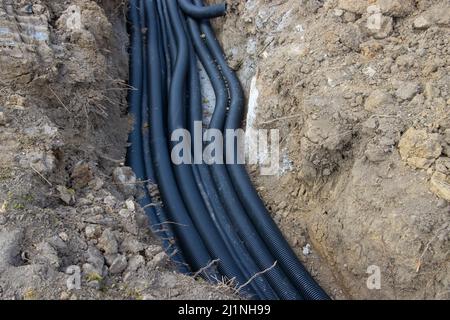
[87,280,101,290]
[413,16,431,30]
[103,195,117,208]
[343,11,357,23]
[71,161,93,189]
[337,0,367,14]
[396,82,421,101]
[378,0,415,17]
[144,245,163,259]
[0,111,7,126]
[302,244,311,256]
[35,241,60,267]
[364,89,394,112]
[148,252,167,269]
[125,199,136,212]
[109,255,128,274]
[365,143,387,163]
[6,94,26,110]
[85,225,101,239]
[363,66,377,78]
[113,167,137,197]
[89,177,104,191]
[444,130,450,145]
[86,246,104,274]
[430,172,450,202]
[399,128,442,169]
[369,16,394,39]
[104,254,118,267]
[437,199,448,209]
[58,232,69,242]
[98,229,118,255]
[118,208,132,218]
[57,186,75,205]
[82,263,101,277]
[120,238,145,254]
[60,292,70,300]
[127,255,145,272]
[334,8,344,16]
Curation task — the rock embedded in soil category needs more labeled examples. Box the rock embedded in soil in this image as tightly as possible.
[120,237,145,254]
[109,255,127,274]
[127,255,145,273]
[396,82,421,101]
[364,89,394,112]
[71,162,94,189]
[86,246,104,275]
[97,229,118,255]
[369,15,394,39]
[113,167,137,197]
[377,0,415,17]
[430,172,450,202]
[337,0,367,15]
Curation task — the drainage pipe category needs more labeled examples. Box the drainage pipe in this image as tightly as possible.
[193,0,330,300]
[178,0,227,19]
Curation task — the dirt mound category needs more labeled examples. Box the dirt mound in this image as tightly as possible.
[0,0,234,300]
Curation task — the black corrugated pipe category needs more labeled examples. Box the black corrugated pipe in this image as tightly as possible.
[185,24,279,300]
[164,0,255,293]
[127,0,188,272]
[145,0,218,278]
[184,5,303,300]
[193,0,330,300]
[178,0,227,19]
[127,0,330,300]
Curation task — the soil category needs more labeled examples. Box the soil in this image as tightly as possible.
[0,0,448,300]
[214,0,450,299]
[0,0,235,300]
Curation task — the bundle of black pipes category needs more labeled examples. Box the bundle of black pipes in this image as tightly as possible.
[126,0,330,300]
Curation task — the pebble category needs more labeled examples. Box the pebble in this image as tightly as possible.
[125,199,136,212]
[71,162,93,189]
[0,111,7,126]
[148,252,167,269]
[437,199,448,209]
[86,246,104,274]
[396,82,420,101]
[303,244,312,256]
[85,225,100,239]
[118,209,132,218]
[98,229,118,255]
[127,255,145,272]
[59,232,69,242]
[109,255,128,274]
[144,245,163,259]
[120,238,145,254]
[87,280,101,290]
[413,16,431,30]
[57,185,75,205]
[113,167,137,196]
[103,195,117,208]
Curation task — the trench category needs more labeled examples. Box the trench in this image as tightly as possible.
[125,0,329,300]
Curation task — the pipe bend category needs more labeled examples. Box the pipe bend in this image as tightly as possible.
[178,0,227,19]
